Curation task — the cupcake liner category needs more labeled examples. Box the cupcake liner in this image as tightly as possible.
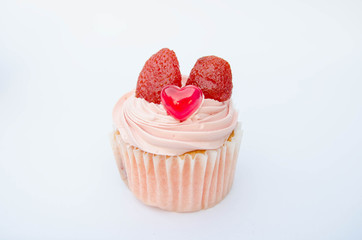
[110,130,128,184]
[111,123,242,212]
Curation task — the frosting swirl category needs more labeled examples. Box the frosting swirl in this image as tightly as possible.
[112,91,238,156]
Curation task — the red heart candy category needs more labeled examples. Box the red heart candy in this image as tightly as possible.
[161,85,204,122]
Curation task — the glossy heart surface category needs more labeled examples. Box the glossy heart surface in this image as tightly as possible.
[161,85,203,122]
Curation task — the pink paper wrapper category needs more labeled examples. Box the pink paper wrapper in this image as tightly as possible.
[111,123,242,212]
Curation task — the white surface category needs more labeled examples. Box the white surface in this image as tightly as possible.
[1,0,362,239]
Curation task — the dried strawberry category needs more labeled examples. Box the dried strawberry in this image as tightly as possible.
[136,48,182,104]
[186,56,232,102]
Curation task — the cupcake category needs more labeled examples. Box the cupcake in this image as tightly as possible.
[111,48,242,212]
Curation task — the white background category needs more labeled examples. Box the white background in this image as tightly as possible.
[1,0,362,239]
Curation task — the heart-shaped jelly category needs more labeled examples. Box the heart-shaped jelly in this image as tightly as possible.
[161,85,204,122]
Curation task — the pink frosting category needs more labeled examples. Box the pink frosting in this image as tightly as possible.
[112,91,238,156]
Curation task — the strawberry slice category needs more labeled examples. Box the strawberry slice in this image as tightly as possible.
[136,48,182,104]
[186,56,232,102]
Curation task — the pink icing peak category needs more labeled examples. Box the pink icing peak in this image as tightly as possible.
[161,85,204,122]
[112,91,238,156]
